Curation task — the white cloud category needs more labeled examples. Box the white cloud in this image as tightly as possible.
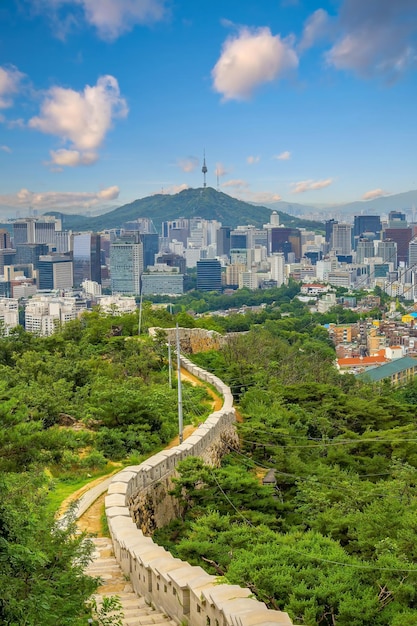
[325,0,417,79]
[0,185,120,211]
[291,178,333,193]
[362,188,390,200]
[97,185,120,200]
[177,157,199,173]
[212,26,298,100]
[32,0,167,40]
[0,145,12,153]
[77,0,167,40]
[29,75,128,166]
[299,9,330,52]
[221,179,250,189]
[0,65,25,108]
[274,151,291,160]
[247,155,260,164]
[49,148,98,166]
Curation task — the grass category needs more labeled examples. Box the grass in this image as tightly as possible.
[45,464,120,516]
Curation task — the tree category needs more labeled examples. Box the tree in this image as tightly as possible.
[0,473,98,625]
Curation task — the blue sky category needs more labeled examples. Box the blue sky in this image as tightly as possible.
[0,0,417,217]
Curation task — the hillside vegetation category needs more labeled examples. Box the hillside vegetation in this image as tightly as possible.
[0,307,210,625]
[46,187,325,232]
[155,316,417,626]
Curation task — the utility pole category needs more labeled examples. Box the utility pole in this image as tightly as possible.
[176,323,183,444]
[138,289,143,335]
[168,337,172,389]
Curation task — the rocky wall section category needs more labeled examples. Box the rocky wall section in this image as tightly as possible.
[149,326,227,353]
[105,354,295,626]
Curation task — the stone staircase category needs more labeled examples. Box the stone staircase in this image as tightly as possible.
[86,537,177,626]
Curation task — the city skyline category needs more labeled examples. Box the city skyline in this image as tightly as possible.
[1,0,417,217]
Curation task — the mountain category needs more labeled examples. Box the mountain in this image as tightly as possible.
[45,187,325,232]
[262,190,417,219]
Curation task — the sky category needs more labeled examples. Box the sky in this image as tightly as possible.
[0,0,417,218]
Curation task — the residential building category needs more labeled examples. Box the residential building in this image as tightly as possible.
[96,295,137,314]
[239,270,258,290]
[0,297,19,335]
[25,295,83,336]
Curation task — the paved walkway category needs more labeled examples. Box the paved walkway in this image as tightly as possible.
[86,537,177,626]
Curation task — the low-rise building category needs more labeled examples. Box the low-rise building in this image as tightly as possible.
[356,356,417,385]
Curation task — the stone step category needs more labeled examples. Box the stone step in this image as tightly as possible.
[85,539,172,626]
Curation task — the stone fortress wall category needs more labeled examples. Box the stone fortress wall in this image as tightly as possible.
[149,326,228,354]
[105,353,295,626]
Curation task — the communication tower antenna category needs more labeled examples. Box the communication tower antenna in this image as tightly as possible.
[202,150,208,188]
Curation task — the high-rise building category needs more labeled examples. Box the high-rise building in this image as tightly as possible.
[230,230,248,249]
[409,238,417,269]
[356,239,375,264]
[155,252,186,274]
[388,211,407,228]
[12,217,62,245]
[196,259,222,292]
[15,243,49,269]
[269,253,285,287]
[325,219,337,245]
[331,223,352,255]
[110,235,143,295]
[216,227,231,257]
[0,249,16,275]
[377,240,398,270]
[353,215,382,240]
[37,254,73,290]
[72,233,101,287]
[141,233,159,269]
[0,229,11,249]
[383,228,412,265]
[269,227,302,260]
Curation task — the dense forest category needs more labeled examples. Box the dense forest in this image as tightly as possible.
[0,306,209,625]
[154,318,417,626]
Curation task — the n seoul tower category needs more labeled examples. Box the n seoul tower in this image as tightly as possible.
[202,151,208,188]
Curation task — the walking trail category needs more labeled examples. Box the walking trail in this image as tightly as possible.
[65,367,223,625]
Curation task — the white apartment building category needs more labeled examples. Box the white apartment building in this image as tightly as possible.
[0,298,19,335]
[239,270,258,290]
[96,295,137,314]
[25,295,83,336]
[82,280,102,297]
